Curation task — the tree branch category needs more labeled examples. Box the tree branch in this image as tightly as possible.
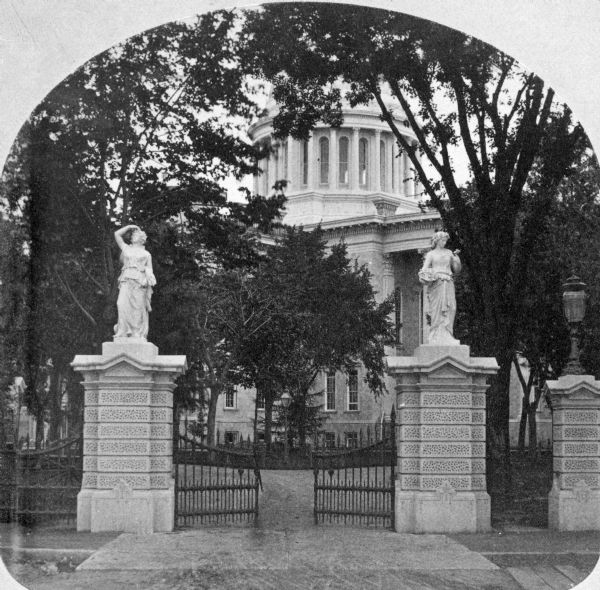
[54,268,97,327]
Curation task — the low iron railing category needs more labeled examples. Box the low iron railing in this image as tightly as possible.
[0,435,83,525]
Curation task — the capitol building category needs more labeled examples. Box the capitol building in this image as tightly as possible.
[215,95,442,445]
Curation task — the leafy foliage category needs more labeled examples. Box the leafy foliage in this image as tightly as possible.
[0,12,285,445]
[235,227,393,445]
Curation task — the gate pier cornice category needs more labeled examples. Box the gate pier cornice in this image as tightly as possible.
[72,340,186,534]
[387,344,497,533]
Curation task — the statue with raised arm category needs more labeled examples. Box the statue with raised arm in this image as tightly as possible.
[113,224,156,341]
[418,230,462,345]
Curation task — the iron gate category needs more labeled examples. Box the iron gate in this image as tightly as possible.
[313,408,396,528]
[174,433,261,527]
[0,436,83,524]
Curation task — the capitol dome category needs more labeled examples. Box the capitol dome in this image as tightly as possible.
[248,86,422,226]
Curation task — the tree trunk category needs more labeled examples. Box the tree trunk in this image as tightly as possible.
[47,368,63,442]
[517,398,528,452]
[486,357,513,494]
[35,409,45,449]
[527,407,538,456]
[264,395,274,449]
[206,384,220,445]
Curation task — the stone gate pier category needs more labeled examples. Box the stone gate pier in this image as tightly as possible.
[72,340,186,533]
[545,374,600,531]
[387,345,498,533]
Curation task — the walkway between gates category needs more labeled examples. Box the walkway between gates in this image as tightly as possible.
[1,471,600,589]
[257,470,314,530]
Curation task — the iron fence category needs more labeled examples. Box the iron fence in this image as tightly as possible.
[313,407,396,528]
[0,435,83,525]
[203,420,395,470]
[174,433,261,527]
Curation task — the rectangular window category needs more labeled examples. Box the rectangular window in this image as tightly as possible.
[394,287,403,345]
[224,431,238,445]
[326,372,336,411]
[347,370,358,411]
[224,387,236,409]
[256,391,265,410]
[345,432,358,448]
[324,432,336,449]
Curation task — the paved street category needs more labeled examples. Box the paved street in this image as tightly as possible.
[1,471,599,589]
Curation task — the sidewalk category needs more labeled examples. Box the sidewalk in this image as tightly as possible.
[0,470,598,589]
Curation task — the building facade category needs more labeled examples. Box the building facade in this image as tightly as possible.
[213,96,442,446]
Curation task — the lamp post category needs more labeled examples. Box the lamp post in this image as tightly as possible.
[562,275,587,376]
[280,392,291,464]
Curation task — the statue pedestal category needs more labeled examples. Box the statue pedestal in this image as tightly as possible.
[545,374,600,531]
[387,345,498,533]
[72,340,186,533]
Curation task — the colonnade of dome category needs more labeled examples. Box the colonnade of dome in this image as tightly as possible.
[250,106,422,224]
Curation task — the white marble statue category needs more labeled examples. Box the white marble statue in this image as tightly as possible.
[114,224,156,340]
[418,230,461,345]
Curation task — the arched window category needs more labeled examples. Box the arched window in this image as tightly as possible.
[319,137,329,185]
[301,140,309,186]
[359,137,368,188]
[380,139,386,191]
[338,136,349,186]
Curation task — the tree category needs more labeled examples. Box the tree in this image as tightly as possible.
[0,11,285,446]
[0,216,28,446]
[509,153,600,452]
[241,4,588,487]
[161,265,282,445]
[237,227,393,447]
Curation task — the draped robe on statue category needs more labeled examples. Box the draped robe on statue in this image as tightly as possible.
[114,245,156,340]
[418,249,459,345]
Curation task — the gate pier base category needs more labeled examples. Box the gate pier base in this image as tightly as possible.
[72,340,186,534]
[545,374,600,531]
[388,345,497,534]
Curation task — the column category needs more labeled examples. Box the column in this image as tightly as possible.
[307,134,315,190]
[263,155,270,195]
[373,130,381,192]
[351,127,360,191]
[277,141,285,184]
[385,136,393,194]
[412,146,420,197]
[288,138,298,191]
[73,340,186,533]
[388,345,498,533]
[330,128,338,189]
[546,374,600,530]
[382,254,394,303]
[394,144,402,196]
[403,152,411,197]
